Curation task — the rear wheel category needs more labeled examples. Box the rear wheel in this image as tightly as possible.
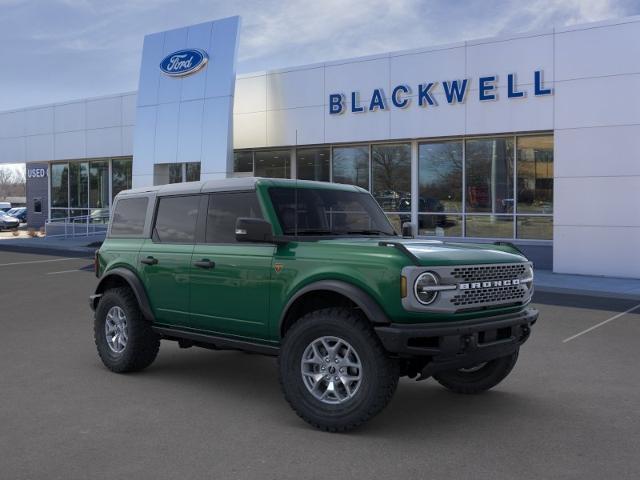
[433,350,519,394]
[94,287,160,373]
[278,308,399,432]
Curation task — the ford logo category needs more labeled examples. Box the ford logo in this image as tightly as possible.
[159,49,208,77]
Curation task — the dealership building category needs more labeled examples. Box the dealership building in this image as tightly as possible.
[0,15,639,278]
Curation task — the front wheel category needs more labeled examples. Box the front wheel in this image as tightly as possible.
[433,350,519,394]
[278,308,399,432]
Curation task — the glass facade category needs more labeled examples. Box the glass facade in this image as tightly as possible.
[233,133,553,240]
[43,134,553,241]
[50,157,132,220]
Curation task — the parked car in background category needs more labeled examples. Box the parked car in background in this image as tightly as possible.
[0,202,12,212]
[7,207,27,223]
[0,211,20,230]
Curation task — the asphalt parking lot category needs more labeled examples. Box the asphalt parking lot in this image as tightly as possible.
[0,250,639,480]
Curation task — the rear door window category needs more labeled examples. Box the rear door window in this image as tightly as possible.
[153,195,200,243]
[110,197,148,236]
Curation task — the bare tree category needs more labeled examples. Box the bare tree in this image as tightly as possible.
[0,167,26,200]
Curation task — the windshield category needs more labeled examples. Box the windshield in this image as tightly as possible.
[268,187,397,237]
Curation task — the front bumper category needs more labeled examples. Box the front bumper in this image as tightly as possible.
[375,308,538,375]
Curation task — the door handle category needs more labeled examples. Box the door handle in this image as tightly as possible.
[193,259,215,269]
[141,256,158,265]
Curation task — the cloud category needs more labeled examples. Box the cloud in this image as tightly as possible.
[0,0,637,110]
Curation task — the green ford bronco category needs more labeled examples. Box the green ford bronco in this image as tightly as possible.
[90,177,537,432]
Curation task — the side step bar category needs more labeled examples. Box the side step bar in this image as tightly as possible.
[153,326,280,356]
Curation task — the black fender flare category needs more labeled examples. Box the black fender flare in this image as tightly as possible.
[279,280,391,333]
[92,267,155,323]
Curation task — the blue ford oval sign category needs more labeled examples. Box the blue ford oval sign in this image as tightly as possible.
[159,49,209,77]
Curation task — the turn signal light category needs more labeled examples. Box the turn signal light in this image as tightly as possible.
[401,275,407,298]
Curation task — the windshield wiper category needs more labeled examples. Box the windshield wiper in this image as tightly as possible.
[291,229,336,236]
[345,230,391,236]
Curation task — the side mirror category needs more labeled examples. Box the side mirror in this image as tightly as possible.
[235,217,276,243]
[401,222,414,238]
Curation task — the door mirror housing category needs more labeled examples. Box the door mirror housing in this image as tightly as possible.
[236,217,277,243]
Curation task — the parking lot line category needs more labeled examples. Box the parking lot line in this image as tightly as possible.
[562,303,640,343]
[46,269,86,275]
[0,258,77,267]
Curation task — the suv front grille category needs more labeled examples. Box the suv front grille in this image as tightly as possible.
[451,284,527,307]
[451,264,527,283]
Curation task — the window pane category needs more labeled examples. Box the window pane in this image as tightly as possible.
[51,209,68,219]
[296,147,330,181]
[517,216,552,240]
[206,192,263,243]
[418,141,462,213]
[153,195,199,243]
[517,135,553,214]
[332,146,369,189]
[186,162,200,182]
[112,158,132,199]
[89,161,109,208]
[169,164,183,184]
[372,144,411,211]
[254,150,291,178]
[69,162,88,208]
[465,215,514,238]
[234,151,253,173]
[51,163,69,208]
[110,197,148,236]
[465,137,514,213]
[418,214,462,237]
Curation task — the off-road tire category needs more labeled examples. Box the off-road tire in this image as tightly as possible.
[278,308,399,432]
[433,350,519,394]
[94,287,160,373]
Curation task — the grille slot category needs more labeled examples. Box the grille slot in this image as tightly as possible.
[451,264,527,283]
[451,285,526,307]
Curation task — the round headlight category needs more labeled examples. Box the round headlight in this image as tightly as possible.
[414,272,440,305]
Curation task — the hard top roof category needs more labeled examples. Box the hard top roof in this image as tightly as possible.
[115,177,366,198]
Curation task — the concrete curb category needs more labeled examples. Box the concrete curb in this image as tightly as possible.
[535,285,640,302]
[0,244,96,258]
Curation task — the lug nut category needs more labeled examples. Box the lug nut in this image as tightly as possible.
[334,376,339,381]
[339,368,344,373]
[321,366,325,371]
[325,357,330,363]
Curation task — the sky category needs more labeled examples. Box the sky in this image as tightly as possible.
[1,0,639,112]
[0,0,639,174]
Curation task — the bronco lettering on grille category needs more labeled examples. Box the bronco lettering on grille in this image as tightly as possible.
[458,279,521,290]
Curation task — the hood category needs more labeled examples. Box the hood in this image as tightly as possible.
[316,237,527,266]
[400,240,526,266]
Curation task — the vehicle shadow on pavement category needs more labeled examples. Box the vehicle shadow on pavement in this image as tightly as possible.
[134,345,548,436]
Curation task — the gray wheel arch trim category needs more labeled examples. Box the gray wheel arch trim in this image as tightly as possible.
[92,267,155,323]
[279,280,391,332]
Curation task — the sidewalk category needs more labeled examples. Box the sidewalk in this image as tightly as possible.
[534,269,640,301]
[0,234,103,256]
